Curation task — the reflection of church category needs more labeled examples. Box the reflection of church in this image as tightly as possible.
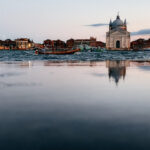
[106,14,130,50]
[106,61,130,84]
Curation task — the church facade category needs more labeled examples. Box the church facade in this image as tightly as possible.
[106,15,130,50]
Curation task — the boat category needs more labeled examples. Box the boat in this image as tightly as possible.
[35,48,80,55]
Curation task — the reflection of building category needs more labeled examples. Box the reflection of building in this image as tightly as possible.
[106,14,130,50]
[20,61,33,68]
[106,61,130,84]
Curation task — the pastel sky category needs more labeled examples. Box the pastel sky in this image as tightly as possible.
[0,0,150,43]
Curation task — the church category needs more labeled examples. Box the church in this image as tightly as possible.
[106,14,130,50]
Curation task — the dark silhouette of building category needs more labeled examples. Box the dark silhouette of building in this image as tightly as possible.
[43,39,66,48]
[4,39,16,49]
[66,39,75,48]
[131,38,150,50]
[0,39,16,50]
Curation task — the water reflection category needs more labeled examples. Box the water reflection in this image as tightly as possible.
[1,60,150,150]
[1,60,150,86]
[106,61,130,84]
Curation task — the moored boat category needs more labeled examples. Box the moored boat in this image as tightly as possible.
[35,48,80,55]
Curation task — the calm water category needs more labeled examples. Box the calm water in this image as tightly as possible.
[1,51,150,150]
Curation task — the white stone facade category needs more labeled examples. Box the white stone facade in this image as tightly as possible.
[106,15,130,50]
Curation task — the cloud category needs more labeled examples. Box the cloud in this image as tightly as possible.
[84,23,150,37]
[131,29,150,36]
[85,23,108,27]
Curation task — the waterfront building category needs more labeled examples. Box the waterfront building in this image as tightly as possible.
[106,14,130,50]
[0,40,5,50]
[74,37,96,48]
[54,40,66,48]
[66,39,75,48]
[0,39,16,50]
[34,43,44,49]
[4,39,16,49]
[131,38,150,50]
[15,38,34,50]
[90,41,105,48]
[67,37,105,48]
[43,39,66,48]
[43,39,53,48]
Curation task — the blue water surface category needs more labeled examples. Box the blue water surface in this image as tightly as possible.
[0,50,150,61]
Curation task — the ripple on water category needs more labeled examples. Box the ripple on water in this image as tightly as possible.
[0,50,150,61]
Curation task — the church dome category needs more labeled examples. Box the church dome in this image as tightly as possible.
[112,15,124,27]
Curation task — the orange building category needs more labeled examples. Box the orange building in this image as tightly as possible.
[15,38,34,50]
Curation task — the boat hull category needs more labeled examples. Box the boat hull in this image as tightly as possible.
[35,49,80,55]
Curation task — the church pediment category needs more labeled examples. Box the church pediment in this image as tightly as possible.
[111,31,127,35]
